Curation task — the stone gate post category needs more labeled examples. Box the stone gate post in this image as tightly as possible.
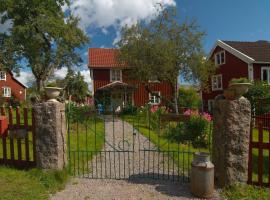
[212,97,251,187]
[33,101,67,170]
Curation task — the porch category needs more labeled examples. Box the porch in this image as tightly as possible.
[95,81,135,112]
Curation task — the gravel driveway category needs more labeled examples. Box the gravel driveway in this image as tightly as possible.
[51,117,220,200]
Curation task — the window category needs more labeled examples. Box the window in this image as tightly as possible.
[149,91,161,105]
[261,67,270,84]
[215,51,225,65]
[2,87,11,97]
[211,74,223,91]
[208,100,214,113]
[0,71,6,81]
[110,69,122,82]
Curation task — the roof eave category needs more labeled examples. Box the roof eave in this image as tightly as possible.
[207,39,255,64]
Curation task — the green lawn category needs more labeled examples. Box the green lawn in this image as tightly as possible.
[121,114,210,175]
[0,113,105,200]
[221,183,270,200]
[0,166,69,200]
[68,117,105,175]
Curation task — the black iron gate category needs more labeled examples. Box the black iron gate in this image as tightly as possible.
[67,105,212,182]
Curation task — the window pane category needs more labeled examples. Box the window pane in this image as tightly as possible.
[218,76,222,88]
[263,69,268,82]
[221,52,225,64]
[216,55,220,65]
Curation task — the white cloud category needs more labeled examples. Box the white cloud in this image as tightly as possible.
[77,69,92,91]
[64,0,176,38]
[54,67,68,79]
[15,71,35,87]
[0,15,12,33]
[101,27,109,35]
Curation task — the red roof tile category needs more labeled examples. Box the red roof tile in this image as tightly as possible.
[88,48,126,68]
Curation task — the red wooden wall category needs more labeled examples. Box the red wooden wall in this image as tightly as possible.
[92,68,173,106]
[0,72,26,101]
[202,46,249,110]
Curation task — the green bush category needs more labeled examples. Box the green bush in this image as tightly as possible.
[164,122,188,142]
[67,103,95,124]
[244,81,270,115]
[185,114,210,147]
[230,77,250,84]
[121,104,137,115]
[164,110,211,148]
[178,87,201,109]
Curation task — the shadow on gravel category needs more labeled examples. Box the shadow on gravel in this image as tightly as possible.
[127,173,194,198]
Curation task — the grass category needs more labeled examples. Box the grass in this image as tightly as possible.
[121,114,210,174]
[0,111,105,199]
[221,183,270,200]
[0,166,69,200]
[122,114,270,181]
[250,128,270,183]
[68,117,105,175]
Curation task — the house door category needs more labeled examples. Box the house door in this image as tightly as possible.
[111,93,123,112]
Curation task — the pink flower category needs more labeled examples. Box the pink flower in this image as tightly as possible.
[184,109,199,116]
[202,112,212,122]
[150,105,159,113]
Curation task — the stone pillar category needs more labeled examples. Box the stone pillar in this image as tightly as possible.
[212,97,251,188]
[33,101,67,170]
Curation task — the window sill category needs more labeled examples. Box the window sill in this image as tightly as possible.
[212,88,223,91]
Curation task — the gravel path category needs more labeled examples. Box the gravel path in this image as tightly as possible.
[88,117,179,179]
[51,178,220,200]
[51,117,220,200]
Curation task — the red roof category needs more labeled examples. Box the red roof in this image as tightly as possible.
[88,48,126,68]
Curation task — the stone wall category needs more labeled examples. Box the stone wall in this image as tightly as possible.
[33,101,67,170]
[212,97,251,187]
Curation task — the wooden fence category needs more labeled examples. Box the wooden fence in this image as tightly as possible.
[248,120,270,187]
[0,107,36,168]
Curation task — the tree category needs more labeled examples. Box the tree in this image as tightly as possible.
[244,81,270,115]
[0,0,89,92]
[178,86,201,109]
[65,70,89,103]
[117,5,215,113]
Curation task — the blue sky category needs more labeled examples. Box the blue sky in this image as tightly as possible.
[1,0,270,87]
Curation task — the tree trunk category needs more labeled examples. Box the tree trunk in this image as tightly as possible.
[36,78,45,93]
[174,81,179,114]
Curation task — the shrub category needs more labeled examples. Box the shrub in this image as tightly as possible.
[230,77,250,84]
[121,104,137,115]
[164,122,188,142]
[244,81,270,115]
[66,103,95,124]
[164,109,212,147]
[178,87,201,110]
[138,105,169,130]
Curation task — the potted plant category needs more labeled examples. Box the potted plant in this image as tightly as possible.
[228,77,252,99]
[44,82,62,101]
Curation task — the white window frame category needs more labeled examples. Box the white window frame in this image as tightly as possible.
[211,74,223,91]
[214,51,226,66]
[2,87,11,97]
[208,99,214,113]
[261,67,270,84]
[149,91,161,105]
[110,69,122,82]
[0,71,6,81]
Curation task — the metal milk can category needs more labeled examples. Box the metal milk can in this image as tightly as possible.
[191,152,214,199]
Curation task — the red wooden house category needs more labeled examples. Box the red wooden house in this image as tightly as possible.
[88,48,173,111]
[0,70,27,102]
[202,40,270,112]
